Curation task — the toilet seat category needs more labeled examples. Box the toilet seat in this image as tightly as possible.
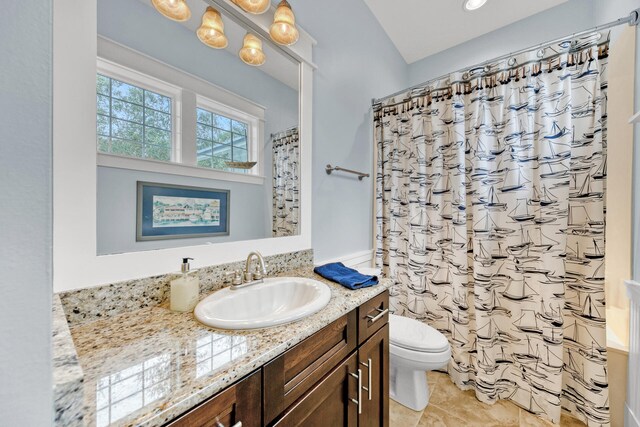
[389,314,449,353]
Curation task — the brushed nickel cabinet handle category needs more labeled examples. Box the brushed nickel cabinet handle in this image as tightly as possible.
[361,358,372,400]
[366,308,389,323]
[350,369,362,415]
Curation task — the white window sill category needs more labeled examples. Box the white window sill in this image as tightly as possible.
[97,153,265,185]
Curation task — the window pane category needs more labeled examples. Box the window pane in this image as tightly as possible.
[145,145,171,161]
[97,114,110,137]
[211,157,230,170]
[112,118,143,142]
[232,133,247,149]
[212,129,232,145]
[111,139,143,157]
[213,113,231,131]
[145,128,171,147]
[231,120,247,135]
[197,157,213,168]
[97,74,110,96]
[197,138,212,155]
[112,99,143,124]
[98,136,111,153]
[234,148,248,162]
[197,123,212,141]
[197,108,212,125]
[212,143,231,159]
[111,79,143,105]
[145,109,171,131]
[145,91,171,113]
[97,94,110,116]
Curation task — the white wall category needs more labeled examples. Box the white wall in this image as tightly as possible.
[0,0,53,424]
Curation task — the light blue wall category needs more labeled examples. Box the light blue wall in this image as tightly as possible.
[96,0,298,253]
[0,0,53,424]
[291,0,409,261]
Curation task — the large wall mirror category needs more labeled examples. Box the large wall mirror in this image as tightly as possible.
[53,0,315,291]
[97,0,300,255]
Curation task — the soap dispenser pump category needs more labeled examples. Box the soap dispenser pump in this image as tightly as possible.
[170,257,200,312]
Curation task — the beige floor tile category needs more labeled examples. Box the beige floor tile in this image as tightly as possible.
[426,376,520,426]
[559,414,587,427]
[390,399,423,427]
[519,408,555,427]
[417,403,466,427]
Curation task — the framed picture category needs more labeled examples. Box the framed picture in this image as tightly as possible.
[136,181,230,241]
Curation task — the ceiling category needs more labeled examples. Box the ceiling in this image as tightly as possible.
[363,0,569,64]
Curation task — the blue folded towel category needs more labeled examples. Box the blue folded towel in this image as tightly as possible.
[314,262,379,290]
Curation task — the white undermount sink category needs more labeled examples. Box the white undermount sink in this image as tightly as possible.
[194,277,332,330]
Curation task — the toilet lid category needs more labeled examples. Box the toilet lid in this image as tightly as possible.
[389,314,449,353]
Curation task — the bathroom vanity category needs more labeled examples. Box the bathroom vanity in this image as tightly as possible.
[170,290,389,427]
[53,263,391,427]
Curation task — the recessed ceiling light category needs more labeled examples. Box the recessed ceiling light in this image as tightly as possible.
[463,0,488,11]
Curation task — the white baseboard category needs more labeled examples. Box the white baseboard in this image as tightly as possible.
[315,249,374,269]
[626,404,639,427]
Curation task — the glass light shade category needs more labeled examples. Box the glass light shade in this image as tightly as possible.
[239,33,266,66]
[151,0,191,21]
[232,0,270,14]
[269,0,299,46]
[463,0,487,11]
[197,7,228,49]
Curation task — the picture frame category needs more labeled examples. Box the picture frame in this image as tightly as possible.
[136,181,230,241]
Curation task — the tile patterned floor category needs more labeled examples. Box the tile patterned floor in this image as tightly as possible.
[390,372,587,427]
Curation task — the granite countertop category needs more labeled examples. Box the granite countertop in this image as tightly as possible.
[57,268,391,427]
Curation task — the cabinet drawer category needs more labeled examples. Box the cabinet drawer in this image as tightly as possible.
[263,310,357,425]
[357,291,389,344]
[166,369,261,427]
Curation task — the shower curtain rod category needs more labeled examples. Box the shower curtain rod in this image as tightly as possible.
[371,8,640,105]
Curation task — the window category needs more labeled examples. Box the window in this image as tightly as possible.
[96,73,173,161]
[196,107,249,172]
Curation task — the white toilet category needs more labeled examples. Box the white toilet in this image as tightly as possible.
[389,314,451,411]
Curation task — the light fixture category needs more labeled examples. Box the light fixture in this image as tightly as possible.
[239,33,266,66]
[197,7,228,49]
[269,0,299,46]
[151,0,191,21]
[463,0,488,11]
[232,0,270,15]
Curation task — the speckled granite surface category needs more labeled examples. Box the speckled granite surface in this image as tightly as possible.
[53,295,86,426]
[59,249,314,326]
[55,264,390,427]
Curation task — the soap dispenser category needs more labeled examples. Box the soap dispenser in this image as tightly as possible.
[170,257,200,312]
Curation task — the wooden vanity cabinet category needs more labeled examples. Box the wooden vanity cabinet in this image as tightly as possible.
[166,369,261,427]
[166,291,389,427]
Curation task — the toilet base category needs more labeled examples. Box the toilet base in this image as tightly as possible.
[389,366,430,412]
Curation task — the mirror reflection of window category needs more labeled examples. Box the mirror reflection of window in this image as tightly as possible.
[97,74,174,162]
[195,332,248,378]
[196,107,250,173]
[95,353,172,427]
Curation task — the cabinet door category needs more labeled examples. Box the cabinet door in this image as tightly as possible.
[272,353,359,427]
[166,370,261,427]
[358,324,389,427]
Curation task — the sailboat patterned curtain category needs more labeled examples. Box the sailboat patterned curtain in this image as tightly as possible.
[272,128,300,237]
[375,32,609,426]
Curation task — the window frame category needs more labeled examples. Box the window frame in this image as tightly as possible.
[97,58,182,163]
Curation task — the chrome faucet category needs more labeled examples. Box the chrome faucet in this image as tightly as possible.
[224,251,268,290]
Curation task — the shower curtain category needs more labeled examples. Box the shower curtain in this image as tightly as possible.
[375,32,609,426]
[272,128,300,237]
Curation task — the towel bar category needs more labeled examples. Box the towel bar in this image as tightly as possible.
[326,164,369,180]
